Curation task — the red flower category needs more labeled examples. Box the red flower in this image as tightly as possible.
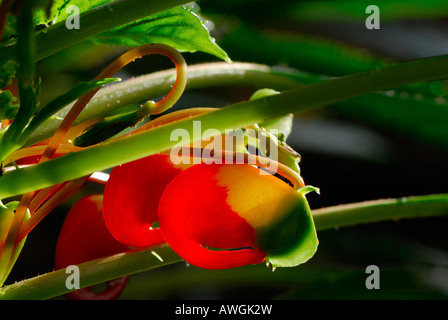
[158,162,318,269]
[102,153,193,248]
[55,194,130,300]
[102,153,318,270]
[56,151,318,299]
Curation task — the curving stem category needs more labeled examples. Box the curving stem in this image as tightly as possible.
[41,43,187,162]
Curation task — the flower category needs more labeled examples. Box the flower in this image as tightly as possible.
[55,194,130,300]
[158,162,318,269]
[56,144,319,299]
[102,153,194,248]
[101,152,318,270]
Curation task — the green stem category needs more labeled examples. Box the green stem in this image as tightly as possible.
[0,243,182,300]
[25,62,307,146]
[19,78,120,146]
[0,1,38,160]
[312,193,448,230]
[2,54,448,198]
[0,0,192,63]
[24,58,447,148]
[1,193,447,300]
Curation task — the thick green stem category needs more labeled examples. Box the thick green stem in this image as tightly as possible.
[1,54,448,199]
[0,1,38,161]
[25,62,308,146]
[1,193,447,300]
[0,243,182,300]
[312,193,448,230]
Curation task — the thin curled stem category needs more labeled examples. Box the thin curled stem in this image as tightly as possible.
[41,43,187,162]
[22,43,186,236]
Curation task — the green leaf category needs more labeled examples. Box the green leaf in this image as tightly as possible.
[0,90,18,120]
[33,0,113,25]
[92,6,230,61]
[331,91,448,149]
[0,59,17,89]
[1,14,17,43]
[0,0,193,63]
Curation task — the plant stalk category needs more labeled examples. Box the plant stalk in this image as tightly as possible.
[1,54,448,199]
[1,193,447,300]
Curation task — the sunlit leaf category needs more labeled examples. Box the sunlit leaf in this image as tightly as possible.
[33,0,113,26]
[92,6,229,61]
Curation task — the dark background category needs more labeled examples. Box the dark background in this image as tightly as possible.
[5,0,448,299]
